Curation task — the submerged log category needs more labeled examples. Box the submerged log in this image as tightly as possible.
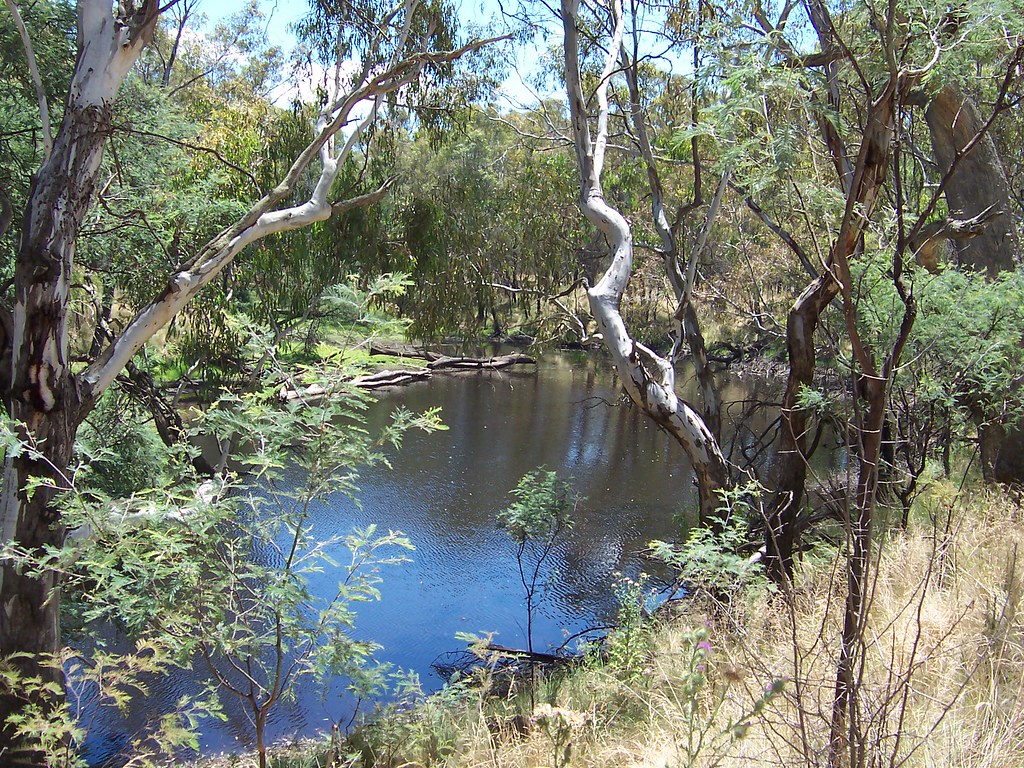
[482,643,569,664]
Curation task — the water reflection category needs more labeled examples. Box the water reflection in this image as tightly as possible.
[82,353,792,763]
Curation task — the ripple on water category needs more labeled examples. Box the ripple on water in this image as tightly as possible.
[81,355,818,764]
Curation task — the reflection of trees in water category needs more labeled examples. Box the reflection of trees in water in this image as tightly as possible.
[92,354,817,755]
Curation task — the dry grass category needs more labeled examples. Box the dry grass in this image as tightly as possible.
[412,486,1024,768]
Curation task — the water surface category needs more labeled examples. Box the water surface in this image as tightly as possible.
[82,352,785,762]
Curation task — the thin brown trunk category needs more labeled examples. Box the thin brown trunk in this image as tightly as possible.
[767,273,839,582]
[769,59,897,581]
[682,301,721,440]
[828,376,885,768]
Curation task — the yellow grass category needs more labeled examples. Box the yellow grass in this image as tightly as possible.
[414,487,1024,768]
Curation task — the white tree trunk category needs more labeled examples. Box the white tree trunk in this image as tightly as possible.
[0,1,501,758]
[561,0,728,522]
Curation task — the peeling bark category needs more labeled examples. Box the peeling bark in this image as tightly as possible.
[0,2,500,758]
[769,68,898,583]
[1,5,162,755]
[925,83,1023,483]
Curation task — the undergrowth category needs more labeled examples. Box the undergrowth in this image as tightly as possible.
[198,483,1024,768]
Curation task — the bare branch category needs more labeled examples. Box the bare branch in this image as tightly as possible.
[735,183,820,280]
[4,0,52,159]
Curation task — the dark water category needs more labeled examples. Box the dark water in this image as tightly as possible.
[80,352,786,763]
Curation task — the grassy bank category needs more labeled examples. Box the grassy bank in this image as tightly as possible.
[216,480,1023,768]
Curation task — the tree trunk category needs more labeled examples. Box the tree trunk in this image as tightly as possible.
[925,83,1018,277]
[682,301,721,440]
[768,29,899,582]
[0,436,78,761]
[767,273,839,582]
[828,376,886,768]
[0,100,111,766]
[1,4,497,760]
[562,0,728,522]
[925,83,1023,483]
[0,4,161,759]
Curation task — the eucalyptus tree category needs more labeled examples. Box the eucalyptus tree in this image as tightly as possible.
[560,1,1022,760]
[0,0,76,275]
[920,82,1023,483]
[559,0,729,523]
[712,2,1024,762]
[0,0,498,757]
[718,0,1024,582]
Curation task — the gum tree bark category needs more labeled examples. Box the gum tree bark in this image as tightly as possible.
[561,0,728,522]
[925,83,1018,277]
[1,6,163,758]
[0,1,497,760]
[825,76,902,768]
[756,0,856,583]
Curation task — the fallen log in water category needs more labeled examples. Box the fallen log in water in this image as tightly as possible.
[368,342,442,361]
[481,643,568,664]
[279,382,329,402]
[351,368,432,389]
[279,354,536,400]
[432,642,575,688]
[427,353,536,371]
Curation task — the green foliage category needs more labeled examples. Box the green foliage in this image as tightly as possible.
[911,268,1024,424]
[0,642,220,768]
[346,670,476,767]
[389,110,587,341]
[650,484,768,599]
[497,469,580,706]
[75,386,170,498]
[0,0,76,282]
[849,257,1024,466]
[51,368,442,765]
[498,469,577,543]
[794,385,833,418]
[599,573,655,681]
[3,291,443,764]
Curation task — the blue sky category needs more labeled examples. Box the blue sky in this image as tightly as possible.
[205,0,548,108]
[210,0,515,51]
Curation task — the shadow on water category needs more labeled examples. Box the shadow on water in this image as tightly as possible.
[78,352,803,764]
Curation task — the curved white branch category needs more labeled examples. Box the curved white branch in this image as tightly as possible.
[561,0,728,518]
[4,0,51,159]
[82,32,504,399]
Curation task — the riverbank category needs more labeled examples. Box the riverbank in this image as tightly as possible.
[188,480,1023,768]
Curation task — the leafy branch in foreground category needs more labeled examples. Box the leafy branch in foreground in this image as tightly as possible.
[3,328,443,767]
[497,468,580,709]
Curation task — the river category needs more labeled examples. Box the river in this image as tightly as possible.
[80,351,789,764]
